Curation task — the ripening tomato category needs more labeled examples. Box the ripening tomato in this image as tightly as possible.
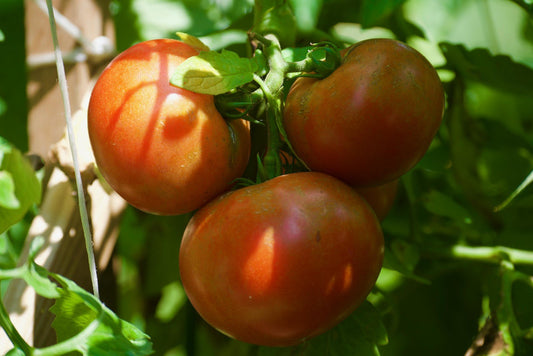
[356,179,399,221]
[88,39,250,215]
[179,172,384,347]
[283,38,445,187]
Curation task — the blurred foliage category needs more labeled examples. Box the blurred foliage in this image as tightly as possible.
[0,0,28,151]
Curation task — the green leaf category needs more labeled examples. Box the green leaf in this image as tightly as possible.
[302,301,388,355]
[422,190,473,225]
[510,0,533,15]
[171,50,258,95]
[257,302,387,356]
[110,0,253,51]
[0,171,20,209]
[0,138,41,234]
[155,282,187,322]
[289,0,323,32]
[50,273,153,355]
[22,263,61,299]
[440,42,533,94]
[360,0,407,28]
[5,349,25,356]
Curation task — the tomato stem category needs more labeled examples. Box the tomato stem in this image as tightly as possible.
[425,244,533,266]
[0,298,33,355]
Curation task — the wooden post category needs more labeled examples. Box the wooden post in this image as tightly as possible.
[0,0,123,351]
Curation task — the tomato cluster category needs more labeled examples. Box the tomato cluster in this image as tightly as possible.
[88,37,444,347]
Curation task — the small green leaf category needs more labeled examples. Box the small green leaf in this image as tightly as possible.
[155,281,187,322]
[171,50,258,95]
[0,171,20,209]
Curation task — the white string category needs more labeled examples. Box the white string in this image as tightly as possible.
[44,0,100,299]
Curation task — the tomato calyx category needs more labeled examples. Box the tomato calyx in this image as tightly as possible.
[286,41,343,79]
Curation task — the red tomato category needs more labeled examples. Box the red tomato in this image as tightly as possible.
[283,38,445,187]
[88,39,250,215]
[179,172,384,346]
[356,179,399,221]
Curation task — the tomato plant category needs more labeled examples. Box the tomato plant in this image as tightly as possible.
[88,39,251,215]
[179,172,384,347]
[4,0,533,355]
[283,38,445,187]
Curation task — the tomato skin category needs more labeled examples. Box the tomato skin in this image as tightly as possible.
[283,38,445,187]
[179,172,384,347]
[356,179,399,221]
[88,39,250,215]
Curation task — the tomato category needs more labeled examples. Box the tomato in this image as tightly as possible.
[88,39,250,215]
[356,179,398,221]
[179,172,384,346]
[283,38,445,187]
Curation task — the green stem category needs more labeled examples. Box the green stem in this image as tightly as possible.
[0,298,33,355]
[425,244,533,266]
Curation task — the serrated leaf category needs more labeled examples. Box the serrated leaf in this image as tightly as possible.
[175,32,210,52]
[50,273,153,356]
[0,138,41,233]
[440,42,533,94]
[257,302,388,356]
[170,50,258,95]
[303,301,388,356]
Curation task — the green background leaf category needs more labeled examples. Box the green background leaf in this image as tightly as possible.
[0,138,41,234]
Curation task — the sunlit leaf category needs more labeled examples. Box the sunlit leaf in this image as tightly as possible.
[0,138,41,234]
[176,32,210,52]
[0,171,20,209]
[171,50,258,95]
[155,282,187,322]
